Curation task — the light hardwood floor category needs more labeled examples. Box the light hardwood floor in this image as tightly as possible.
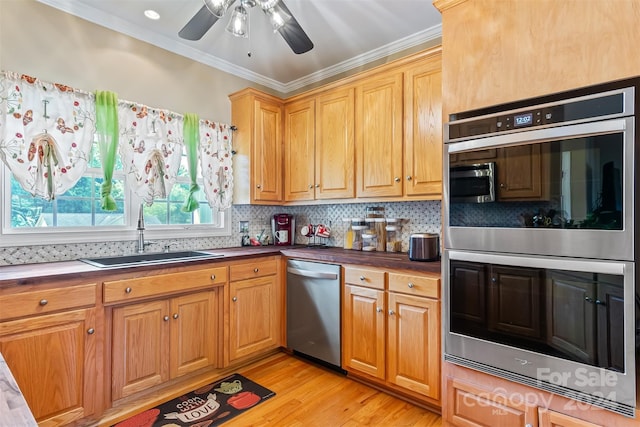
[101,352,443,427]
[223,353,442,426]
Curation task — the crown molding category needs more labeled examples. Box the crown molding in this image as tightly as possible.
[37,0,442,94]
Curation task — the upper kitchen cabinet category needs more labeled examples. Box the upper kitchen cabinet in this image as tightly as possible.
[403,53,442,198]
[230,88,284,205]
[356,71,404,198]
[283,87,355,202]
[434,0,640,116]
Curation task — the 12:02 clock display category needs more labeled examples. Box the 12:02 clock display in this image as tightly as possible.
[514,112,533,127]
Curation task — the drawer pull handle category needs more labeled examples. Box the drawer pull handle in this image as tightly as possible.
[39,299,48,306]
[87,328,95,335]
[210,274,216,280]
[163,316,170,321]
[173,313,179,319]
[254,268,259,273]
[125,287,132,294]
[232,296,238,302]
[408,283,414,288]
[359,276,365,281]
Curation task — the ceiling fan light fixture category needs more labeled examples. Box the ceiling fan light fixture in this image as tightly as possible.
[225,5,249,38]
[256,0,279,10]
[265,5,291,32]
[203,0,232,18]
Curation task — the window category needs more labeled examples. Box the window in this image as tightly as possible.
[1,142,230,247]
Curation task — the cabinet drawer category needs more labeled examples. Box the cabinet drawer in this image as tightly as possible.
[229,258,278,281]
[104,266,227,304]
[344,266,386,290]
[388,272,440,298]
[0,283,97,321]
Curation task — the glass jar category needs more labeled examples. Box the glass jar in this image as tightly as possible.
[366,206,385,218]
[351,225,366,250]
[362,231,377,251]
[385,224,402,252]
[343,218,353,250]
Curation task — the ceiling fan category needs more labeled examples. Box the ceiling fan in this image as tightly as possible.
[178,0,314,54]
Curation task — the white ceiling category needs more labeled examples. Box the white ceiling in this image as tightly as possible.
[37,0,442,94]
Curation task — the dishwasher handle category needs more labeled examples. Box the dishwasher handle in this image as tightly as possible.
[287,267,339,280]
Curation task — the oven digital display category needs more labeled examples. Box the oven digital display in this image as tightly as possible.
[514,112,533,127]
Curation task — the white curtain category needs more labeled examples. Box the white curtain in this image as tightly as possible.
[199,120,234,210]
[0,72,95,200]
[118,103,184,206]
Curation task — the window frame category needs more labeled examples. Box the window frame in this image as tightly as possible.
[0,164,232,248]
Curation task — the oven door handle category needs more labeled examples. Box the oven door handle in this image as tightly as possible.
[447,117,629,153]
[287,267,339,280]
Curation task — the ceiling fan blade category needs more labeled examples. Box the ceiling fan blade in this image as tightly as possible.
[276,1,314,54]
[178,4,219,41]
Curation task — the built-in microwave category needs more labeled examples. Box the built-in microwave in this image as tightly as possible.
[449,162,495,203]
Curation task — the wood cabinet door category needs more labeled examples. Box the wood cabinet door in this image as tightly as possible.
[356,71,404,197]
[316,87,356,199]
[284,98,315,202]
[546,272,597,365]
[253,98,283,202]
[342,284,386,379]
[0,308,97,425]
[538,407,604,427]
[445,377,537,427]
[404,59,442,197]
[596,281,624,371]
[497,144,546,200]
[229,275,279,362]
[169,291,217,378]
[488,265,544,339]
[387,292,440,400]
[112,300,170,400]
[449,261,487,329]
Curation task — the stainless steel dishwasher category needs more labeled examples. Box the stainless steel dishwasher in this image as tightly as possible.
[286,259,342,370]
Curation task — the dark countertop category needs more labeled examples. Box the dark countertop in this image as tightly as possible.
[0,246,441,289]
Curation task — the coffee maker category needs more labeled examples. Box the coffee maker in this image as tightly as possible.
[271,214,295,246]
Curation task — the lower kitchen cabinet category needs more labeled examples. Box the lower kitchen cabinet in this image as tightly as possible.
[0,283,99,426]
[226,256,282,365]
[342,265,441,404]
[111,290,219,400]
[538,408,603,427]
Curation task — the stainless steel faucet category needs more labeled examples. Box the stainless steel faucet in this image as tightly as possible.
[136,204,149,253]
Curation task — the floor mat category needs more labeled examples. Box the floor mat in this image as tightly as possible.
[112,373,275,427]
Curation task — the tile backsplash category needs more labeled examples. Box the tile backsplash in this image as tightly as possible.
[0,200,441,265]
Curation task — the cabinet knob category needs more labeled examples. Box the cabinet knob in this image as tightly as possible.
[210,274,216,280]
[394,177,401,182]
[388,310,395,315]
[359,276,366,281]
[407,282,414,288]
[500,183,505,188]
[254,268,259,273]
[595,299,605,305]
[173,313,179,319]
[376,307,383,313]
[87,328,95,335]
[406,175,412,181]
[39,299,48,306]
[256,184,262,189]
[125,287,132,294]
[232,296,238,302]
[315,184,320,188]
[163,315,170,321]
[309,184,313,189]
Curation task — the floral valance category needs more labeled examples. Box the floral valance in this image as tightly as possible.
[0,71,234,210]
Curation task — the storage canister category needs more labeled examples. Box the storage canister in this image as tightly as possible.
[385,221,402,252]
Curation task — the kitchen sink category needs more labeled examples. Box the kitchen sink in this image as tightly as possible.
[79,250,223,268]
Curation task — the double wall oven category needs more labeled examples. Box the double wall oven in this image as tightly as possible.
[443,78,640,417]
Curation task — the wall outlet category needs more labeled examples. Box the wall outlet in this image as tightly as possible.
[239,221,249,233]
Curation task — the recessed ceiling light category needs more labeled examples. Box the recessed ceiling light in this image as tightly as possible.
[144,9,160,20]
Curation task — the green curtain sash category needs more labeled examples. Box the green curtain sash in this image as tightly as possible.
[182,113,200,212]
[95,90,119,211]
